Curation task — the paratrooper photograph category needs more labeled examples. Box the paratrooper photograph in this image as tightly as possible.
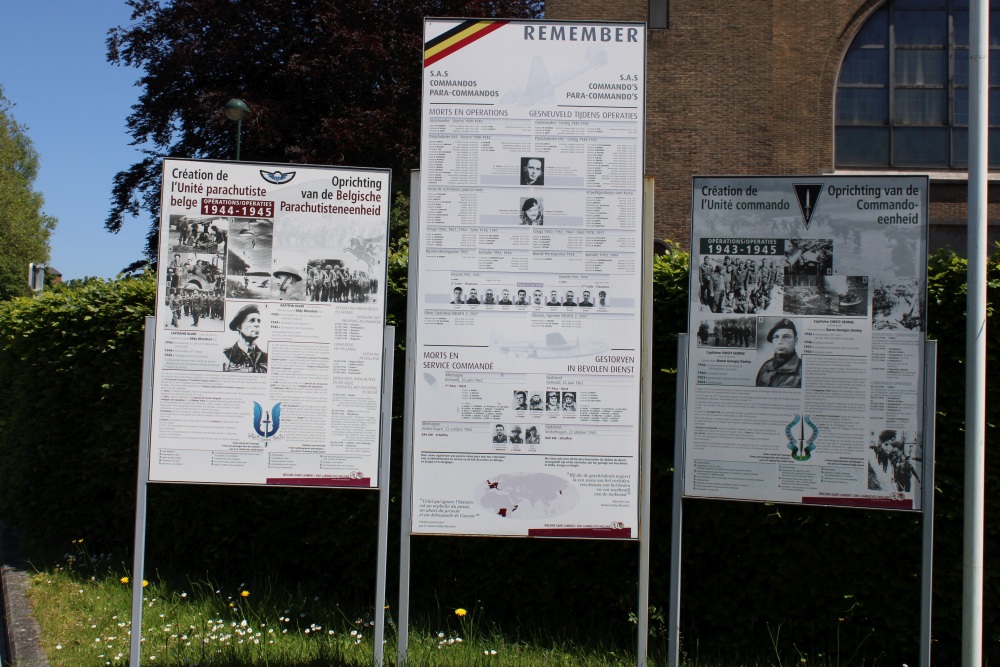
[302,259,379,303]
[225,218,274,299]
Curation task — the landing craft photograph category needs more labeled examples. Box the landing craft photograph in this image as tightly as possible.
[783,275,869,317]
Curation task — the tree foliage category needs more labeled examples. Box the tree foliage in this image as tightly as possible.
[0,87,56,300]
[106,0,542,267]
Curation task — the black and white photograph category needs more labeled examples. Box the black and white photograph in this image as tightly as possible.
[520,157,545,186]
[783,239,833,281]
[868,429,921,493]
[519,197,544,225]
[561,391,577,412]
[221,302,269,373]
[524,425,541,444]
[226,219,274,299]
[545,391,561,411]
[163,285,225,332]
[163,251,226,331]
[695,317,758,348]
[513,390,528,411]
[696,255,783,314]
[783,275,869,316]
[267,263,307,301]
[168,214,229,256]
[753,317,802,388]
[872,278,923,331]
[302,260,377,303]
[528,392,544,410]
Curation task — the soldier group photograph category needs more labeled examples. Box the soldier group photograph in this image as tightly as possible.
[305,259,379,303]
[697,254,783,315]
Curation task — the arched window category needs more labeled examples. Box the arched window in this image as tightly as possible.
[836,0,1000,169]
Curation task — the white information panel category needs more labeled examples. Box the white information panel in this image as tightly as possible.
[411,19,646,537]
[685,176,928,510]
[150,158,390,487]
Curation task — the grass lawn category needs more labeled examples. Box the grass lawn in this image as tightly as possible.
[27,553,656,666]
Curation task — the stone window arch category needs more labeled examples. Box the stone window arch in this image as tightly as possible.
[836,0,1000,169]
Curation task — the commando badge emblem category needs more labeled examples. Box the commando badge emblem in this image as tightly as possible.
[785,413,818,461]
[253,401,282,444]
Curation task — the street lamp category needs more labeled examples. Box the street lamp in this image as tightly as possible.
[224,98,250,161]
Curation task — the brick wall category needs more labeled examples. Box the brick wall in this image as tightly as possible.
[545,0,997,253]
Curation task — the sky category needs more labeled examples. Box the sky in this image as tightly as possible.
[0,1,151,280]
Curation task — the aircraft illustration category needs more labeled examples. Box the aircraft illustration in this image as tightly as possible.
[492,331,608,359]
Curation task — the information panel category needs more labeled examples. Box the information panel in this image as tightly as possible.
[150,158,390,487]
[685,176,928,509]
[411,19,646,537]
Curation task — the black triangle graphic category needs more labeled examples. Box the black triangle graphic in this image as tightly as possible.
[793,184,823,229]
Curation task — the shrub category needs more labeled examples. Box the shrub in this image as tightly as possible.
[0,240,996,663]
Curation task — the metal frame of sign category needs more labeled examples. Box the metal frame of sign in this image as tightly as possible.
[131,157,396,664]
[671,174,936,666]
[408,17,648,539]
[150,158,391,488]
[401,15,651,665]
[667,336,937,667]
[684,175,929,509]
[131,321,396,665]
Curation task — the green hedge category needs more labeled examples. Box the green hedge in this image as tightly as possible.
[0,245,995,663]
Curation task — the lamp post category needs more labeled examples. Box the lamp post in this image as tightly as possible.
[224,98,250,161]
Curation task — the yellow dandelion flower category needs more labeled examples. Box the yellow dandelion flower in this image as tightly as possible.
[142,580,149,588]
[241,590,250,598]
[120,577,129,584]
[455,608,467,617]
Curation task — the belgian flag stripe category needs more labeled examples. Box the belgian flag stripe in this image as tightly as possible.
[424,20,509,67]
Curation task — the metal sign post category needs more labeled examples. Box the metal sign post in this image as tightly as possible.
[920,340,937,667]
[129,317,156,666]
[373,325,396,667]
[636,177,655,667]
[129,321,398,667]
[667,334,688,667]
[131,157,397,665]
[676,173,933,664]
[964,3,988,665]
[397,170,421,667]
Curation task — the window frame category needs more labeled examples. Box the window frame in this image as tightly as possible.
[835,0,1000,170]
